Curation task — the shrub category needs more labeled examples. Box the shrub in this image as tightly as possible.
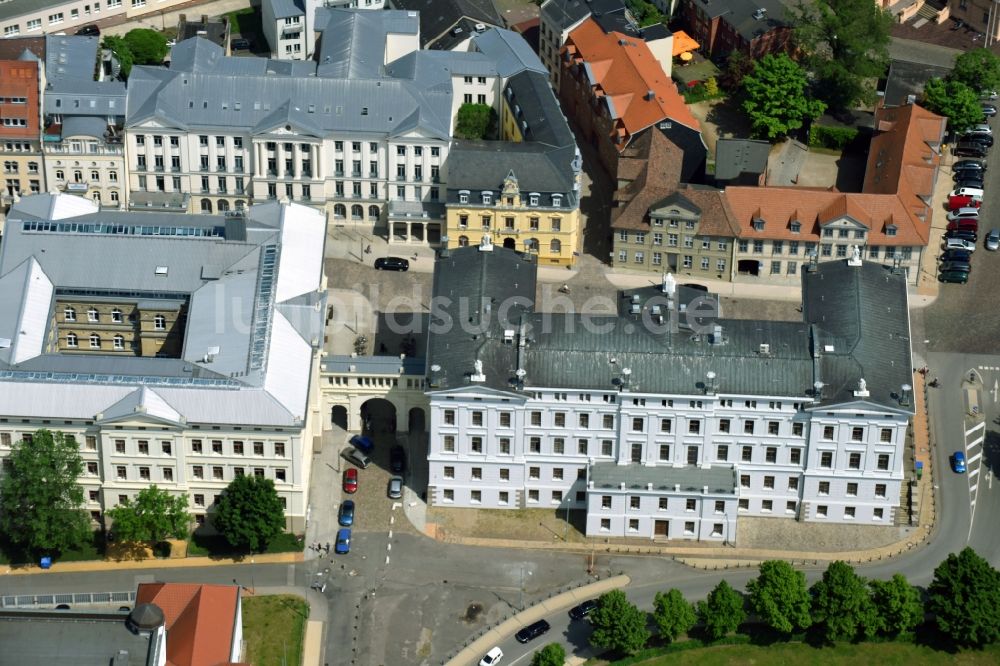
[808,124,859,150]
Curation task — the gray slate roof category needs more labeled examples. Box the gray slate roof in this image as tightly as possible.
[540,0,624,32]
[446,140,578,200]
[699,0,789,41]
[390,0,503,47]
[590,461,737,494]
[714,139,771,181]
[45,35,99,84]
[268,0,305,19]
[428,248,913,412]
[46,81,126,116]
[471,28,547,78]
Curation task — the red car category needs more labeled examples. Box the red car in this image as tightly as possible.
[948,194,982,210]
[342,468,358,494]
[947,219,979,232]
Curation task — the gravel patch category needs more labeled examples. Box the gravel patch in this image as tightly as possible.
[736,516,910,553]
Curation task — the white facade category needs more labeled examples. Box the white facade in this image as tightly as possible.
[44,133,126,207]
[0,0,195,38]
[263,0,388,61]
[427,385,908,543]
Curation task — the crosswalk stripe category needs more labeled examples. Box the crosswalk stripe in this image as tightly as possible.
[966,422,986,436]
[968,452,982,464]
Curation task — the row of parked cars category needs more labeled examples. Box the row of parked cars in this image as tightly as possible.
[954,120,995,159]
[335,435,408,554]
[478,599,599,664]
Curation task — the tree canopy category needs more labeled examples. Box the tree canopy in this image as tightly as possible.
[746,560,812,635]
[101,35,134,78]
[652,589,696,643]
[869,574,923,637]
[454,103,497,140]
[0,430,91,556]
[123,28,169,65]
[212,475,286,553]
[589,589,650,655]
[950,48,1000,95]
[928,547,1000,646]
[741,53,826,140]
[697,580,746,641]
[810,561,877,643]
[790,0,893,109]
[922,78,984,134]
[106,485,190,543]
[530,643,566,666]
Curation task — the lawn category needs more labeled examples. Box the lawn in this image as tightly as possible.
[617,641,1000,666]
[242,594,309,666]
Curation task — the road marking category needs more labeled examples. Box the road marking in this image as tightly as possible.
[385,555,390,564]
[969,435,985,449]
[968,450,983,463]
[966,421,986,436]
[386,543,391,551]
[388,530,392,539]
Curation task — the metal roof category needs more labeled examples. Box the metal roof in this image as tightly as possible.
[44,35,99,83]
[323,354,427,375]
[59,115,111,138]
[590,461,737,495]
[472,28,548,78]
[267,0,305,19]
[45,80,126,117]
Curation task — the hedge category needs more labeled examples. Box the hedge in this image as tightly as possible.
[808,124,859,150]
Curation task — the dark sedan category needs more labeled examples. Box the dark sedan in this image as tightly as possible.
[338,500,355,526]
[390,445,407,473]
[514,619,551,643]
[569,599,598,620]
[374,256,410,271]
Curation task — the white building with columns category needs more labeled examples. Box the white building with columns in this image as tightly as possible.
[423,241,914,544]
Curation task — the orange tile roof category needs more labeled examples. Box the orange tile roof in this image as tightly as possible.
[136,583,242,666]
[725,104,945,248]
[564,18,700,149]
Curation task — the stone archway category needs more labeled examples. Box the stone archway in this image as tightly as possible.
[331,405,348,430]
[360,398,398,435]
[503,238,516,249]
[408,407,426,433]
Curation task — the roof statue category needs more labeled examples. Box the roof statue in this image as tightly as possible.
[848,244,863,266]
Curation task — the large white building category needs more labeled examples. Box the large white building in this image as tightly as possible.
[262,0,387,60]
[424,241,914,543]
[0,193,327,532]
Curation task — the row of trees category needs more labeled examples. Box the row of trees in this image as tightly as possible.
[921,49,1000,133]
[584,550,1000,657]
[0,430,288,559]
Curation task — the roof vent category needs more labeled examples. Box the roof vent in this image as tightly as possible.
[710,324,724,345]
[758,342,771,356]
[154,266,168,276]
[645,89,655,100]
[474,23,486,32]
[503,329,515,343]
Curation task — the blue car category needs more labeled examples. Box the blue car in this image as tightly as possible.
[338,500,355,526]
[953,451,967,473]
[349,434,374,454]
[335,528,351,554]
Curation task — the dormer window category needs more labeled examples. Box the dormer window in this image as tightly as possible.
[789,221,801,233]
[886,225,897,237]
[481,191,492,205]
[529,193,539,206]
[552,194,562,207]
[751,218,765,231]
[459,190,469,204]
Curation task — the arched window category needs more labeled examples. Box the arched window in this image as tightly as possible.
[524,238,539,252]
[73,170,83,183]
[64,306,76,322]
[235,199,245,209]
[110,190,119,202]
[55,169,64,181]
[550,239,562,254]
[113,335,124,350]
[89,333,101,349]
[368,205,380,220]
[334,203,346,219]
[87,307,99,322]
[200,198,212,213]
[91,191,101,203]
[351,204,364,220]
[66,332,78,348]
[111,308,123,323]
[154,314,166,330]
[217,200,230,212]
[458,235,469,247]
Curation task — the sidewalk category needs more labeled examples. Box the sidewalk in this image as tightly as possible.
[443,575,630,666]
[2,550,302,575]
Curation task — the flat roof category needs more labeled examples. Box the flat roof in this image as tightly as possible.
[0,611,152,665]
[590,461,737,494]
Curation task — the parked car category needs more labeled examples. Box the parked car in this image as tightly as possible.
[953,159,986,172]
[986,229,1000,250]
[970,123,993,135]
[962,133,994,147]
[952,451,967,473]
[390,445,406,473]
[387,475,403,499]
[479,647,504,666]
[335,528,352,554]
[231,38,251,51]
[944,237,976,252]
[569,599,599,620]
[941,249,973,263]
[948,194,982,209]
[954,167,987,182]
[947,207,980,222]
[343,447,371,469]
[374,256,410,271]
[954,141,989,158]
[349,434,374,453]
[950,187,984,199]
[946,229,978,243]
[955,177,986,190]
[983,90,999,100]
[75,24,100,36]
[515,619,551,643]
[940,260,972,273]
[343,468,358,494]
[940,270,970,283]
[338,499,355,526]
[983,104,998,117]
[947,220,979,233]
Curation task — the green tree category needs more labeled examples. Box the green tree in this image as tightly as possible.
[720,50,755,91]
[697,580,746,641]
[949,48,1000,95]
[0,430,91,557]
[703,77,720,98]
[652,589,696,643]
[922,78,984,134]
[101,35,134,78]
[869,574,923,637]
[810,561,877,643]
[123,28,169,65]
[106,485,190,543]
[791,0,893,109]
[589,589,651,655]
[928,547,1000,646]
[746,560,812,635]
[454,103,497,140]
[741,53,826,140]
[212,475,286,553]
[530,643,566,666]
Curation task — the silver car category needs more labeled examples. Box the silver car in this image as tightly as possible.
[987,229,1000,251]
[388,475,403,499]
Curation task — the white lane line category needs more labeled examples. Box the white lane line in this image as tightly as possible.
[966,421,986,436]
[385,555,390,564]
[968,436,985,449]
[968,451,983,464]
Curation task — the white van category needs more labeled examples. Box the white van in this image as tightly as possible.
[947,207,980,221]
[949,187,984,199]
[945,237,977,252]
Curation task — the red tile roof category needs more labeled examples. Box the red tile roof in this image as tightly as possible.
[136,583,242,666]
[725,104,946,247]
[563,18,699,150]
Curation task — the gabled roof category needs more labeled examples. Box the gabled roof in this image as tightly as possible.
[563,18,699,147]
[472,28,548,78]
[99,386,183,424]
[391,0,503,48]
[611,130,683,230]
[135,583,241,666]
[45,35,99,84]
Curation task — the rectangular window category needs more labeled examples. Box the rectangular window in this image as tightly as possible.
[740,474,750,488]
[471,467,482,480]
[443,436,455,452]
[877,454,890,470]
[499,438,511,454]
[631,417,644,432]
[875,483,886,498]
[659,444,670,461]
[743,420,754,434]
[601,440,613,456]
[603,414,614,429]
[716,444,728,461]
[471,411,483,426]
[849,452,861,469]
[820,451,833,468]
[688,420,700,434]
[763,476,775,489]
[741,446,752,462]
[847,482,858,496]
[844,506,856,519]
[443,466,454,479]
[823,425,835,440]
[765,447,777,463]
[470,437,483,453]
[686,498,696,511]
[880,428,893,443]
[718,418,730,433]
[851,427,864,441]
[529,437,541,453]
[787,477,798,491]
[553,438,565,454]
[790,448,801,464]
[819,481,830,495]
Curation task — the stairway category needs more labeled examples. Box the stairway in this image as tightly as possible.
[915,1,940,23]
